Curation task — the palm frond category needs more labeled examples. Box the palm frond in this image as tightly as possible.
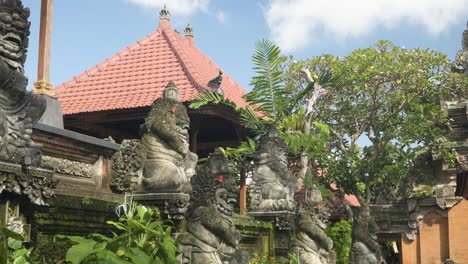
[189,90,238,110]
[244,39,288,117]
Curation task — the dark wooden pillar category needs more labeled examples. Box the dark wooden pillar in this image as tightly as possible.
[37,0,53,81]
[239,168,247,214]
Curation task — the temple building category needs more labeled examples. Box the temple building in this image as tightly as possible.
[53,6,250,157]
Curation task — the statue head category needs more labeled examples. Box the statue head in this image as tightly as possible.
[191,149,238,216]
[0,0,30,72]
[255,127,288,173]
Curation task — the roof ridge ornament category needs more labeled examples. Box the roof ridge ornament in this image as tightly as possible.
[184,24,194,38]
[208,70,223,95]
[159,4,170,21]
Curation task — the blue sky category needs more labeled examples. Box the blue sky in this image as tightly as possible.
[22,0,467,92]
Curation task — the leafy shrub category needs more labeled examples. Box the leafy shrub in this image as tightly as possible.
[56,204,178,264]
[0,227,40,264]
[325,220,352,264]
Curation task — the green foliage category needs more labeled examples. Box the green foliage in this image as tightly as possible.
[325,220,352,264]
[188,90,238,110]
[55,204,178,264]
[245,39,288,119]
[295,40,460,203]
[0,228,40,264]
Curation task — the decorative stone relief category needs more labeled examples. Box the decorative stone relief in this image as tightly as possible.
[249,128,295,212]
[110,82,198,194]
[178,149,244,264]
[0,161,55,205]
[435,184,462,209]
[42,156,94,178]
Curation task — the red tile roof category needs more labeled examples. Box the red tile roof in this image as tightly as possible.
[55,20,248,115]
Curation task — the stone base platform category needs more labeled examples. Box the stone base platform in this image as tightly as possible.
[248,210,296,256]
[131,192,190,220]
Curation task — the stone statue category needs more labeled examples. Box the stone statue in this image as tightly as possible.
[0,0,46,166]
[178,149,244,264]
[349,206,382,264]
[291,186,336,264]
[111,81,197,194]
[452,21,468,78]
[0,0,55,206]
[249,128,295,212]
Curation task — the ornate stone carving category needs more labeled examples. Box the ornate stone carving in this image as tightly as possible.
[178,150,242,264]
[0,0,46,166]
[159,4,170,21]
[110,139,144,192]
[184,24,194,38]
[349,206,382,264]
[0,161,55,205]
[42,156,94,178]
[291,186,336,264]
[435,184,462,209]
[250,128,295,212]
[110,82,197,194]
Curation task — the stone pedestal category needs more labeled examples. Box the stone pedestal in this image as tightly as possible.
[248,211,295,256]
[131,192,190,222]
[37,95,64,129]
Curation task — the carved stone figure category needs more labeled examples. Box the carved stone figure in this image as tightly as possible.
[0,0,55,206]
[178,149,243,264]
[249,128,295,212]
[111,82,197,194]
[349,206,382,264]
[0,0,46,165]
[452,21,468,78]
[291,186,336,264]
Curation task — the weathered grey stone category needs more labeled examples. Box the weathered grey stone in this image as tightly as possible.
[291,186,335,264]
[178,149,242,264]
[452,21,468,79]
[110,82,197,194]
[349,206,382,264]
[37,95,64,128]
[0,0,46,166]
[0,0,57,206]
[249,128,295,212]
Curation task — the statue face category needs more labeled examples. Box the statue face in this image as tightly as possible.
[215,187,237,217]
[0,5,29,72]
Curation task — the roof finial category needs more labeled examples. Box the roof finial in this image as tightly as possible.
[159,4,170,21]
[184,24,194,38]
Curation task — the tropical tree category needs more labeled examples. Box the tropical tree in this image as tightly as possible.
[286,40,465,210]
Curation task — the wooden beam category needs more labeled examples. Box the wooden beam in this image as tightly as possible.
[37,0,54,82]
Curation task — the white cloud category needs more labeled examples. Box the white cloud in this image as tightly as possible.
[125,0,227,22]
[264,0,468,52]
[216,10,226,23]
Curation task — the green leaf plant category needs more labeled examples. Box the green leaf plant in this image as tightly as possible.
[55,204,178,264]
